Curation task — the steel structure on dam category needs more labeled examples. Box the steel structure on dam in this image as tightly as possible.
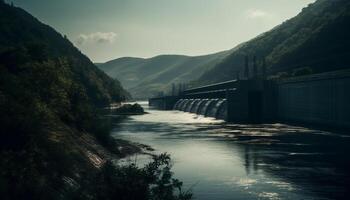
[149,69,350,130]
[149,79,277,123]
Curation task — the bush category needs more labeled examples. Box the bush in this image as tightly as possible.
[76,153,192,200]
[113,103,145,114]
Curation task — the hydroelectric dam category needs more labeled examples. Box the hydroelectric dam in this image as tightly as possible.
[149,70,350,130]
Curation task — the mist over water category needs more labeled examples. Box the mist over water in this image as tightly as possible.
[111,102,350,200]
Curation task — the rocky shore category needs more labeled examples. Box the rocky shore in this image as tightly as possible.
[111,103,148,115]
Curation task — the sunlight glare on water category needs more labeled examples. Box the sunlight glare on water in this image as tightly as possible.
[111,102,350,200]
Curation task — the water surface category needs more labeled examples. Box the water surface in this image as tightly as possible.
[111,102,350,200]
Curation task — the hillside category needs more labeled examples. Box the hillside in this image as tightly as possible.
[196,0,350,85]
[0,1,128,198]
[97,50,232,99]
[0,2,188,200]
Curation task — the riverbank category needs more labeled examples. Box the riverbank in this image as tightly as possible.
[43,113,188,199]
[104,103,153,157]
[46,121,149,168]
[71,132,148,167]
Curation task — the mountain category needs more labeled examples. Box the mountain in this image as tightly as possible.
[97,50,232,99]
[196,0,350,85]
[0,2,130,199]
[98,0,350,97]
[0,3,192,200]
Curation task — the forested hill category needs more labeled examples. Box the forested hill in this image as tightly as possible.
[97,50,232,99]
[0,2,131,199]
[196,0,350,85]
[0,2,129,104]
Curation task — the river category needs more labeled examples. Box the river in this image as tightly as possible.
[110,102,350,200]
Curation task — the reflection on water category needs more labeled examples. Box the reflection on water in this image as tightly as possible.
[110,102,350,200]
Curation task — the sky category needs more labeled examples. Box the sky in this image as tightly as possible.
[12,0,315,62]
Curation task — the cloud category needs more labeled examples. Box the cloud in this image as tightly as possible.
[76,32,117,45]
[246,9,269,19]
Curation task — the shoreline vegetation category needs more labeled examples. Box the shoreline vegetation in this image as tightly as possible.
[97,103,153,157]
[0,1,191,199]
[110,102,148,115]
[72,104,192,200]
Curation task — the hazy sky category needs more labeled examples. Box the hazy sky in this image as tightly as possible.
[12,0,315,62]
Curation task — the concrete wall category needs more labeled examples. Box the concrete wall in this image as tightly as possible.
[227,80,276,123]
[277,70,350,129]
[227,89,249,123]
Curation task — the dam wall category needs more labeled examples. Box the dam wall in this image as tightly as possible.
[277,70,350,129]
[174,98,227,120]
[158,80,276,123]
[149,70,350,130]
[226,80,277,123]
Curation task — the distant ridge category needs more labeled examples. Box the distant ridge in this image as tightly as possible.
[99,0,350,98]
[98,50,232,99]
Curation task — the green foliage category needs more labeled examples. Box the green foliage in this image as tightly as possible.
[76,153,192,200]
[0,2,140,200]
[144,154,192,200]
[0,1,131,141]
[0,3,191,200]
[197,0,350,85]
[89,115,119,153]
[113,103,145,114]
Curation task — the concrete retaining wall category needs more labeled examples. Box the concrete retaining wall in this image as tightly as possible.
[277,70,350,129]
[226,80,277,123]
